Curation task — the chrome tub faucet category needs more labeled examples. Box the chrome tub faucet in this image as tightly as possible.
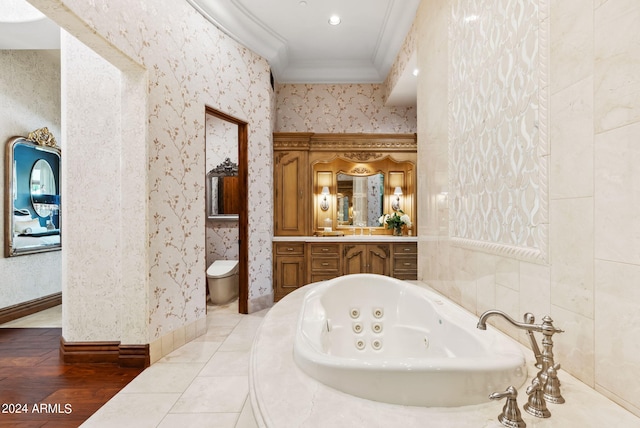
[477,310,564,387]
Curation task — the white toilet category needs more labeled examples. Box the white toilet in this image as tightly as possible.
[206,260,239,305]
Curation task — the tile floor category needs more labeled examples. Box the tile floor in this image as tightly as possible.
[0,304,62,328]
[2,301,265,428]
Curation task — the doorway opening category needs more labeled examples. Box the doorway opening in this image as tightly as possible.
[205,107,249,314]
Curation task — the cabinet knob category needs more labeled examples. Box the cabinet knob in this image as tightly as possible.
[322,248,329,252]
[404,262,411,266]
[287,247,294,251]
[322,262,329,266]
[404,248,411,251]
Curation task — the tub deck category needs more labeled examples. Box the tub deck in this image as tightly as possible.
[249,281,640,427]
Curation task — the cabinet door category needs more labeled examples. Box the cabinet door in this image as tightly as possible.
[274,256,305,301]
[274,151,308,236]
[367,244,390,276]
[343,244,367,275]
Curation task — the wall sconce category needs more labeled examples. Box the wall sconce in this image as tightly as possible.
[392,186,402,211]
[320,186,330,211]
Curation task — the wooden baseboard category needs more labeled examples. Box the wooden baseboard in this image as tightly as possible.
[0,292,62,325]
[60,338,150,368]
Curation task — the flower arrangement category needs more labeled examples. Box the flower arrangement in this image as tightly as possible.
[379,210,412,235]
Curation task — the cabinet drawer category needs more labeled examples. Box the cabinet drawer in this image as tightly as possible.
[394,272,417,280]
[275,242,305,255]
[311,273,340,283]
[393,257,417,271]
[394,243,417,255]
[311,258,339,271]
[310,243,340,255]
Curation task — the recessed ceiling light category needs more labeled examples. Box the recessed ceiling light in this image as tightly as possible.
[328,15,341,26]
[299,1,307,6]
[412,68,419,77]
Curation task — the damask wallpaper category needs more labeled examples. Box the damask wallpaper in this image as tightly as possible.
[448,0,548,262]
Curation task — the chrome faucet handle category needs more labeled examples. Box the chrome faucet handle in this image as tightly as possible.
[543,363,565,404]
[523,313,543,368]
[489,386,527,428]
[524,377,551,418]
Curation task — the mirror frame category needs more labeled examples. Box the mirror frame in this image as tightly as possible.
[206,157,239,221]
[312,155,416,234]
[5,128,61,256]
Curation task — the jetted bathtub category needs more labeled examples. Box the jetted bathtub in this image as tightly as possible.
[293,274,527,407]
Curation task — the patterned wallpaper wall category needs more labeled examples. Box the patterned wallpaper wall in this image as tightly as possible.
[275,83,416,133]
[35,0,274,342]
[0,50,61,309]
[448,0,548,262]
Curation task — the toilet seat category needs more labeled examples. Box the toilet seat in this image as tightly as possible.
[206,260,239,278]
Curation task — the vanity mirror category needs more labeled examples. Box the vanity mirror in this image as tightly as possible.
[313,156,415,233]
[206,157,240,220]
[336,172,384,227]
[5,128,61,256]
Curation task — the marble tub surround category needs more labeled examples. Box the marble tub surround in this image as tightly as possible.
[250,282,640,428]
[416,0,640,416]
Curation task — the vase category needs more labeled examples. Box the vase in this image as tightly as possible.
[393,225,403,236]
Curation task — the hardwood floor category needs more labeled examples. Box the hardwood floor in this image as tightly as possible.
[0,328,143,427]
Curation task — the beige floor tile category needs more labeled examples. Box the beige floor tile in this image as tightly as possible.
[120,362,205,393]
[219,329,257,352]
[157,412,239,428]
[199,351,250,377]
[80,393,180,428]
[160,340,222,363]
[170,376,249,413]
[236,396,259,428]
[1,305,62,328]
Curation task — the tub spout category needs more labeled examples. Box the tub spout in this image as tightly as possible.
[477,310,544,368]
[477,310,564,388]
[477,309,537,331]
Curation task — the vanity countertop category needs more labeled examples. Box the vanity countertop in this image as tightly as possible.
[272,235,418,243]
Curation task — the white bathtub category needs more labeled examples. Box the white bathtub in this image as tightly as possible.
[293,274,527,407]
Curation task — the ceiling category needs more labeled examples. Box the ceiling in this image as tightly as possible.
[0,0,419,105]
[188,0,420,105]
[0,0,60,50]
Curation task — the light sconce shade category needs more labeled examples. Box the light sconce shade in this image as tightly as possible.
[320,186,330,211]
[392,186,402,211]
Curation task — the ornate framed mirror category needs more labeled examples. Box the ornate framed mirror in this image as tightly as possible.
[4,128,61,256]
[312,155,416,234]
[206,157,240,221]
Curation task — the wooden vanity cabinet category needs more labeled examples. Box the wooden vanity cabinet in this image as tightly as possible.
[308,243,341,283]
[273,242,306,301]
[391,242,418,280]
[343,243,391,276]
[274,240,417,300]
[274,150,308,236]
